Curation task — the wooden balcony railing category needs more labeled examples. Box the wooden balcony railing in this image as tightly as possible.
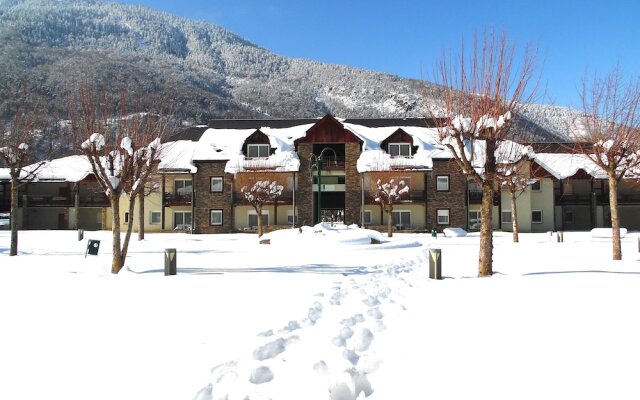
[164,192,192,205]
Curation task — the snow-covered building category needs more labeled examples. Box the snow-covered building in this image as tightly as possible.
[0,156,111,230]
[4,114,639,233]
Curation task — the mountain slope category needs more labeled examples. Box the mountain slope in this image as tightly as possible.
[0,0,578,140]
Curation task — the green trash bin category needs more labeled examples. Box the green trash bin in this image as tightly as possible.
[86,239,101,257]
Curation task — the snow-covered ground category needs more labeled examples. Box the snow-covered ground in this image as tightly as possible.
[1,226,639,400]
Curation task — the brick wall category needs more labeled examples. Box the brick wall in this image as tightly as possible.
[426,159,467,231]
[193,161,233,233]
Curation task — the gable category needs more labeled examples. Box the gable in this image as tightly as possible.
[242,129,274,156]
[380,128,418,155]
[295,115,363,148]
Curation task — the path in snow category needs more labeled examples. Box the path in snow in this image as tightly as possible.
[193,254,423,400]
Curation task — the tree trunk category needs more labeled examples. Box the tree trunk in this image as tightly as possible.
[257,205,264,237]
[74,184,80,230]
[110,197,123,274]
[138,190,145,241]
[386,204,393,237]
[479,183,494,277]
[121,195,136,267]
[608,174,622,260]
[9,176,19,256]
[510,188,519,243]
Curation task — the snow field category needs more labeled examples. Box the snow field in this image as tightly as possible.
[1,227,639,399]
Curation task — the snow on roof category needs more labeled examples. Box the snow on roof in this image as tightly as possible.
[192,125,312,173]
[159,140,198,173]
[344,123,449,172]
[27,155,94,182]
[533,153,607,180]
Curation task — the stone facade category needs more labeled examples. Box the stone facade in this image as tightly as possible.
[193,161,233,233]
[426,159,468,231]
[296,143,314,226]
[344,142,363,226]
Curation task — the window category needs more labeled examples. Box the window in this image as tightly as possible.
[531,181,541,192]
[211,177,223,192]
[469,210,481,229]
[210,209,223,226]
[436,209,450,225]
[174,211,191,229]
[501,211,512,224]
[392,210,411,228]
[363,210,372,225]
[564,211,574,223]
[248,210,269,228]
[388,143,411,158]
[532,210,543,224]
[287,210,298,225]
[150,211,161,225]
[436,175,450,191]
[247,143,270,158]
[124,212,129,223]
[174,180,192,198]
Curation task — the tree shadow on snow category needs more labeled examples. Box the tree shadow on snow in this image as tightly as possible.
[127,264,376,276]
[524,270,640,277]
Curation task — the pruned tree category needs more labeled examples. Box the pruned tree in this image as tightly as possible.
[241,180,283,237]
[68,83,171,273]
[0,84,47,256]
[573,67,640,260]
[373,178,409,237]
[430,30,539,276]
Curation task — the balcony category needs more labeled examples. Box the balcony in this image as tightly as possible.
[364,190,425,203]
[80,193,110,206]
[555,193,640,205]
[236,192,294,205]
[23,195,72,207]
[164,192,192,205]
[468,191,500,205]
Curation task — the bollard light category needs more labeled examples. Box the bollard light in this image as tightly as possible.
[165,248,177,276]
[429,248,442,280]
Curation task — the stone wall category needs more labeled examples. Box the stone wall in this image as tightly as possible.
[344,142,363,225]
[296,143,314,226]
[193,161,233,233]
[426,159,467,231]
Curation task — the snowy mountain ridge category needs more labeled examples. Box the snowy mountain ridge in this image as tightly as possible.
[0,0,578,140]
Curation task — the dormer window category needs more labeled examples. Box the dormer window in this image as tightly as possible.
[247,143,269,159]
[388,143,411,158]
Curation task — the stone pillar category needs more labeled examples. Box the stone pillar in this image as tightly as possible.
[296,143,313,227]
[344,142,362,226]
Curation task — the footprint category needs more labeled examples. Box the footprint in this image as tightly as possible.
[341,314,364,328]
[253,336,298,361]
[332,326,355,347]
[367,307,383,320]
[343,349,360,365]
[210,361,239,384]
[280,320,301,333]
[353,328,374,352]
[313,360,329,375]
[362,296,380,307]
[192,383,213,400]
[307,302,323,325]
[249,366,274,384]
[257,329,274,337]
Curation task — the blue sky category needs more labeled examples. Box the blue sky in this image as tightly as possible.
[119,0,639,109]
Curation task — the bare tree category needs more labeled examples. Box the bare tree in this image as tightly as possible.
[241,179,283,237]
[498,159,535,243]
[430,30,539,276]
[68,84,170,273]
[0,85,46,256]
[373,178,409,237]
[136,178,161,241]
[573,67,640,260]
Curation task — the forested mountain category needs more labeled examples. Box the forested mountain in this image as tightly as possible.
[0,0,579,141]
